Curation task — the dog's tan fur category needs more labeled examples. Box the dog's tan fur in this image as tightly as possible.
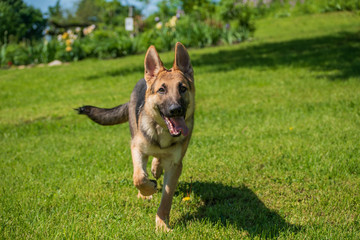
[77,42,194,231]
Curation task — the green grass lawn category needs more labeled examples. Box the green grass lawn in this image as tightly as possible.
[1,12,360,239]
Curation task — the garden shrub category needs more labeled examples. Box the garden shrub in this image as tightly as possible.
[2,0,359,67]
[175,16,222,47]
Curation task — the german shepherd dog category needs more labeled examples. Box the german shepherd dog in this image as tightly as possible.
[76,42,194,231]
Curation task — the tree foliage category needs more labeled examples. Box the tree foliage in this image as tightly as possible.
[48,0,134,29]
[181,0,216,19]
[219,0,256,32]
[76,0,102,23]
[0,0,46,43]
[48,0,64,25]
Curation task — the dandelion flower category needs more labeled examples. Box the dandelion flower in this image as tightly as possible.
[65,39,72,46]
[182,196,190,202]
[66,46,72,52]
[289,127,294,131]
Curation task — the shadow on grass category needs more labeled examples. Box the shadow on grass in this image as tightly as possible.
[176,181,300,237]
[192,31,360,80]
[84,66,144,80]
[83,31,359,81]
[83,60,173,81]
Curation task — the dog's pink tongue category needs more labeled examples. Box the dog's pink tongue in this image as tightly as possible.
[171,117,189,136]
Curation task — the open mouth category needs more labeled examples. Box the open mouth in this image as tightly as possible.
[160,112,189,137]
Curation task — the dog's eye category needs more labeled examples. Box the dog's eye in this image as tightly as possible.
[157,87,166,94]
[180,86,187,93]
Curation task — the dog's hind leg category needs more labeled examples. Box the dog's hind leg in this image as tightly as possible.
[151,158,163,179]
[131,146,157,197]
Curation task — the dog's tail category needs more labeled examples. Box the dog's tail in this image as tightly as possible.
[75,103,129,125]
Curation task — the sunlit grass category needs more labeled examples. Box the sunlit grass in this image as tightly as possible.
[1,12,359,239]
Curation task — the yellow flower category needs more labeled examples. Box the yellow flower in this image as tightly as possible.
[66,46,72,52]
[168,16,177,28]
[156,22,162,30]
[62,32,68,40]
[66,39,72,46]
[182,196,190,202]
[289,127,294,131]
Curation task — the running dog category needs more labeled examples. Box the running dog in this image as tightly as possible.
[76,42,195,231]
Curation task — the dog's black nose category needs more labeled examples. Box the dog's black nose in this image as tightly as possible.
[169,104,183,116]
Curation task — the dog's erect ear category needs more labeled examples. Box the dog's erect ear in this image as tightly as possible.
[173,42,193,78]
[144,45,164,83]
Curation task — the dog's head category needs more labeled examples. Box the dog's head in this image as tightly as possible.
[144,42,194,137]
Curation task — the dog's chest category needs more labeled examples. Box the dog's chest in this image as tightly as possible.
[156,125,182,149]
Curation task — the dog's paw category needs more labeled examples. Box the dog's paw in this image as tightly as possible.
[137,191,153,200]
[156,214,172,232]
[138,179,157,196]
[150,179,157,187]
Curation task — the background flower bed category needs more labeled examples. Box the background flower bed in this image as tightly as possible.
[1,0,359,67]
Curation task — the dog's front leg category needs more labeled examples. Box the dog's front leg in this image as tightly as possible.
[131,146,157,197]
[156,161,182,231]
